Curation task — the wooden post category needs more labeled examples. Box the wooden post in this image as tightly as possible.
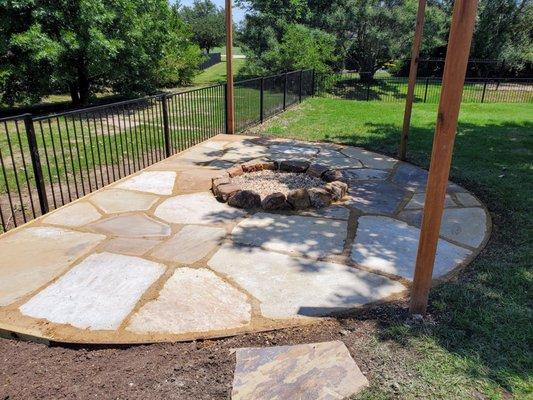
[400,0,427,161]
[409,0,479,315]
[225,0,235,134]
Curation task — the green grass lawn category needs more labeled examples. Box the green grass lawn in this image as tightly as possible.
[193,59,247,85]
[254,98,533,399]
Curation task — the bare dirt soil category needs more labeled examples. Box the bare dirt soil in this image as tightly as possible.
[0,301,416,400]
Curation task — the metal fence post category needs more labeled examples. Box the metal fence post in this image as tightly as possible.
[260,77,264,123]
[481,79,488,103]
[283,73,288,110]
[424,77,430,103]
[161,95,171,157]
[298,70,303,102]
[23,114,49,215]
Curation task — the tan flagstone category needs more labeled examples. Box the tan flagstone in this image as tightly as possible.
[115,171,176,195]
[89,214,171,237]
[0,227,105,306]
[42,202,101,227]
[176,168,227,193]
[151,225,226,264]
[102,237,161,256]
[341,147,398,169]
[127,268,251,334]
[89,189,159,213]
[231,341,369,400]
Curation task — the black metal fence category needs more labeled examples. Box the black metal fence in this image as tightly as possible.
[316,73,533,103]
[0,69,313,232]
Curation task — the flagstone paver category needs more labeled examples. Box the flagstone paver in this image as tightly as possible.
[155,192,246,225]
[102,237,161,256]
[208,244,405,318]
[0,134,490,344]
[89,189,159,213]
[151,225,226,264]
[20,252,165,330]
[342,168,390,181]
[351,216,472,279]
[89,214,171,237]
[347,181,407,214]
[127,268,251,334]
[0,227,105,306]
[341,147,398,169]
[116,171,176,195]
[399,207,488,248]
[42,202,102,227]
[232,341,369,400]
[231,213,347,259]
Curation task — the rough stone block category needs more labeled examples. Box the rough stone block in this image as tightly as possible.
[214,183,241,202]
[228,165,244,177]
[306,163,329,178]
[228,190,261,209]
[308,188,333,208]
[325,181,348,201]
[279,160,310,173]
[322,169,344,182]
[241,160,278,173]
[286,188,311,209]
[261,192,288,210]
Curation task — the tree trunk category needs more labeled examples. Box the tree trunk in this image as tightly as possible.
[69,83,80,106]
[77,62,90,106]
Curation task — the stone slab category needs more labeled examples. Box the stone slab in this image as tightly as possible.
[314,155,363,169]
[42,202,101,227]
[268,144,318,157]
[346,181,407,215]
[351,216,472,280]
[399,207,487,248]
[231,213,347,259]
[176,168,227,193]
[102,237,161,256]
[115,171,176,195]
[89,189,159,213]
[208,244,405,318]
[455,192,481,207]
[89,214,171,237]
[127,268,251,334]
[342,168,390,181]
[298,205,350,220]
[0,227,105,306]
[151,225,226,264]
[20,252,165,330]
[155,192,246,225]
[404,193,456,210]
[392,163,463,193]
[341,147,398,169]
[232,341,369,400]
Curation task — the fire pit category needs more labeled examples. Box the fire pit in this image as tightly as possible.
[212,160,348,211]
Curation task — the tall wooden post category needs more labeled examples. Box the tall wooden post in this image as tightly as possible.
[409,0,479,315]
[399,0,427,161]
[225,0,235,134]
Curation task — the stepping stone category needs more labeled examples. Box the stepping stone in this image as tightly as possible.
[102,237,160,256]
[455,192,481,207]
[208,244,405,318]
[155,192,245,225]
[404,193,456,210]
[268,144,318,157]
[341,147,398,169]
[232,341,369,400]
[399,208,488,248]
[176,168,227,193]
[127,268,251,334]
[20,252,165,330]
[42,202,101,227]
[89,189,159,213]
[116,171,176,195]
[202,140,229,150]
[298,205,350,220]
[89,214,171,237]
[392,163,463,193]
[347,181,407,214]
[151,225,226,263]
[351,216,472,280]
[0,227,105,306]
[314,155,363,169]
[232,213,347,259]
[343,168,389,181]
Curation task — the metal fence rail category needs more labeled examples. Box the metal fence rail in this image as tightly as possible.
[0,70,313,232]
[316,73,533,103]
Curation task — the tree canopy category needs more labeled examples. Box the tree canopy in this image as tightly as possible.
[0,0,203,106]
[179,0,226,54]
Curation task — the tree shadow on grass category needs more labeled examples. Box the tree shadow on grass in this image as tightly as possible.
[331,119,532,394]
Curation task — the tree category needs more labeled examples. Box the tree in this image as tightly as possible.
[0,0,203,106]
[180,0,226,53]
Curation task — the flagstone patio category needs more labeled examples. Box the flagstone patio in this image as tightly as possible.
[0,134,491,344]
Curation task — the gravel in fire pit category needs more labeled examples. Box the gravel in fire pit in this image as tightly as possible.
[231,170,326,199]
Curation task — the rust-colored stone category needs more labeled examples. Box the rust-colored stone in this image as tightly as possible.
[308,188,333,208]
[228,190,261,209]
[306,163,329,178]
[214,183,241,202]
[286,188,311,209]
[227,165,244,177]
[241,160,278,173]
[279,160,310,173]
[261,192,288,210]
[325,181,348,200]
